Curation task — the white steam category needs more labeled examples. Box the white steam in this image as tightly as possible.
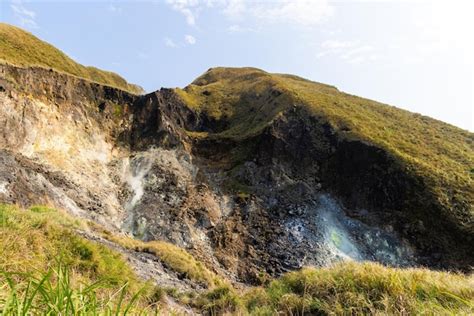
[122,154,154,211]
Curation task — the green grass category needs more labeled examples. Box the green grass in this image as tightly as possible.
[1,263,151,315]
[0,204,161,314]
[94,225,224,289]
[0,204,135,285]
[0,23,143,94]
[1,204,473,314]
[175,66,474,239]
[191,261,474,315]
[258,261,474,315]
[194,284,244,315]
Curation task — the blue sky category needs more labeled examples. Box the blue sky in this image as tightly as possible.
[1,0,473,130]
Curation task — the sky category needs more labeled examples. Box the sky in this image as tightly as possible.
[1,0,473,131]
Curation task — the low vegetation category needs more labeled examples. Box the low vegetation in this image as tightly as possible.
[0,204,161,314]
[0,23,143,94]
[95,226,224,288]
[248,262,474,315]
[1,204,473,314]
[194,262,474,315]
[1,264,152,315]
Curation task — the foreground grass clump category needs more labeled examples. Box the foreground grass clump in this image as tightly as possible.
[0,23,143,94]
[0,204,136,284]
[240,261,474,315]
[0,204,161,314]
[0,264,152,315]
[194,284,244,315]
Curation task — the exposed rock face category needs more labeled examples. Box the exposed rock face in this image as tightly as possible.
[0,64,136,228]
[0,64,471,287]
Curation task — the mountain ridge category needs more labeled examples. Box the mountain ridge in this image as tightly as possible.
[0,24,473,315]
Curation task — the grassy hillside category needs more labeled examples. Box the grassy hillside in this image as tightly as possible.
[197,262,474,315]
[91,223,224,289]
[0,204,158,314]
[0,204,226,314]
[0,23,143,94]
[175,67,474,237]
[2,204,473,315]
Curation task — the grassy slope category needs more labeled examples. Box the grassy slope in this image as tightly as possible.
[0,204,223,314]
[1,204,473,314]
[175,67,474,234]
[260,262,473,315]
[0,23,143,94]
[90,223,224,288]
[0,204,156,314]
[197,262,474,315]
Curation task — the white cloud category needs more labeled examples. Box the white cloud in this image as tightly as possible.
[253,0,334,27]
[184,34,196,45]
[164,35,197,48]
[166,0,201,26]
[221,0,246,19]
[10,0,38,28]
[108,5,123,14]
[341,45,374,60]
[316,39,355,58]
[317,39,378,64]
[166,0,334,28]
[164,37,178,48]
[138,52,149,59]
[227,24,255,33]
[321,39,355,50]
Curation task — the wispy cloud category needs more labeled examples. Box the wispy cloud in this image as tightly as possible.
[220,0,246,19]
[166,0,334,28]
[164,35,197,48]
[108,4,123,14]
[317,39,379,64]
[251,0,334,27]
[166,0,201,26]
[184,34,196,45]
[10,0,38,28]
[164,37,178,48]
[138,52,149,60]
[227,24,255,33]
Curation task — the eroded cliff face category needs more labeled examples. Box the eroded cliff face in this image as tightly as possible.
[0,65,471,288]
[0,64,136,226]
